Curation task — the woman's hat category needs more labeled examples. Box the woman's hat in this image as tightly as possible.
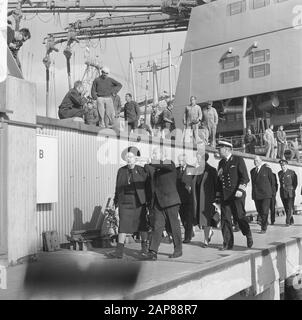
[121,146,141,161]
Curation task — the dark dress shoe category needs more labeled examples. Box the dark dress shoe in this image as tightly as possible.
[109,243,124,258]
[142,251,157,261]
[169,251,182,258]
[246,234,253,248]
[233,226,240,232]
[183,239,191,244]
[260,229,266,234]
[219,245,233,251]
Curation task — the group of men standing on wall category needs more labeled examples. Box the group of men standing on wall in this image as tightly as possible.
[57,67,219,146]
[112,139,299,260]
[58,67,125,126]
[183,96,219,147]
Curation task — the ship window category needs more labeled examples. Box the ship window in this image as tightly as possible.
[250,0,270,9]
[220,70,240,84]
[221,56,240,69]
[249,64,270,78]
[227,1,246,16]
[249,49,270,64]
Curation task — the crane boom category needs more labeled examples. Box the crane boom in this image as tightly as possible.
[8,0,201,14]
[47,13,189,43]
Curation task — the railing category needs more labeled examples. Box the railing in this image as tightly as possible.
[218,125,302,154]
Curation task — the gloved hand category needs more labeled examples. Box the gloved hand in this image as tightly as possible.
[235,190,243,198]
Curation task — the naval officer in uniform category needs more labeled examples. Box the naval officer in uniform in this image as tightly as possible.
[278,159,297,226]
[217,141,253,250]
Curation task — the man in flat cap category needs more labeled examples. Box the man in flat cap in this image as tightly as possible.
[278,159,297,226]
[216,141,253,250]
[201,101,218,148]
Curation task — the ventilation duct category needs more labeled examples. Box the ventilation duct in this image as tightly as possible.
[222,98,253,114]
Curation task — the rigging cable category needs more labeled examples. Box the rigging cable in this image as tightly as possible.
[53,60,57,109]
[113,37,127,85]
[36,13,55,23]
[159,34,165,94]
[23,13,37,21]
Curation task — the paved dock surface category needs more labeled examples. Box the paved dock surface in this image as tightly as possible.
[0,215,302,300]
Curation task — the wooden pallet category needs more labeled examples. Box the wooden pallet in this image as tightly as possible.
[42,231,60,252]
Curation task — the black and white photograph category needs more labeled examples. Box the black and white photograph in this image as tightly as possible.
[1,0,302,303]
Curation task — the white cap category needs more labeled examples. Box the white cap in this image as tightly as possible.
[101,66,110,74]
[217,140,233,148]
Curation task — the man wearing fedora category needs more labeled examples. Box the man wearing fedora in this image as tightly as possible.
[278,159,297,226]
[91,66,122,128]
[217,141,253,250]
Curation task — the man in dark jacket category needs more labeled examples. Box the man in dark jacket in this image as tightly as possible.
[270,172,278,225]
[143,148,182,260]
[278,159,297,226]
[58,80,87,119]
[217,141,253,250]
[161,99,175,139]
[176,154,195,243]
[244,128,257,154]
[91,67,122,128]
[250,156,274,233]
[123,93,141,133]
[7,26,31,71]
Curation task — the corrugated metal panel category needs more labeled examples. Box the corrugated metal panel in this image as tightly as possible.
[36,127,122,247]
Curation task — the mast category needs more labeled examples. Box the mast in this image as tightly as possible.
[168,43,173,100]
[129,52,137,101]
[144,61,150,123]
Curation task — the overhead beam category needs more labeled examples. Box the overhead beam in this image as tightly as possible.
[8,0,164,13]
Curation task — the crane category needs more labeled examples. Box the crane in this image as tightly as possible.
[8,0,212,115]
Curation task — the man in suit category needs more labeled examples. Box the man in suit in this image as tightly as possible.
[217,141,253,250]
[143,148,182,260]
[278,159,297,226]
[270,171,278,225]
[250,156,274,233]
[176,154,195,243]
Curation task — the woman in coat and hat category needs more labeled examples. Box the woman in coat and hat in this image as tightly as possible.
[111,146,149,258]
[192,152,218,247]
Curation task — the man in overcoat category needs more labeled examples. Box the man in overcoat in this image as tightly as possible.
[250,156,274,233]
[176,154,195,243]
